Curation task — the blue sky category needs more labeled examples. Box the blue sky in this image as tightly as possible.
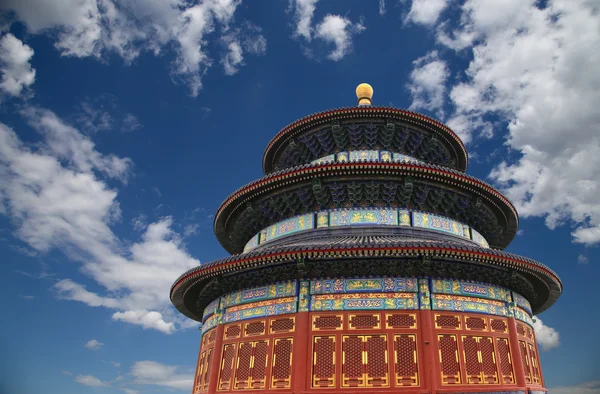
[0,1,599,393]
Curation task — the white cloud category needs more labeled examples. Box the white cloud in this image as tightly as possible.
[0,110,200,334]
[76,100,114,133]
[405,0,449,26]
[549,381,600,394]
[291,0,319,41]
[0,0,263,96]
[221,38,244,75]
[84,339,104,350]
[75,375,109,387]
[379,0,386,16]
[131,361,194,390]
[111,361,121,368]
[183,223,200,237]
[434,0,600,245]
[315,15,365,61]
[121,113,141,132]
[407,51,449,119]
[20,294,35,300]
[122,389,139,394]
[532,316,560,351]
[0,33,35,97]
[578,254,589,265]
[61,370,72,376]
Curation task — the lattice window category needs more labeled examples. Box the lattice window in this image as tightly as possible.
[496,337,515,384]
[479,337,499,384]
[394,334,419,386]
[366,335,389,387]
[233,342,253,390]
[225,325,241,339]
[438,334,461,384]
[313,315,343,330]
[526,326,534,340]
[519,340,532,384]
[516,323,526,337]
[465,317,488,331]
[271,338,292,389]
[252,341,269,389]
[435,314,461,330]
[463,336,482,384]
[201,348,213,392]
[386,313,417,329]
[342,336,364,387]
[194,351,206,393]
[270,317,295,333]
[233,340,269,390]
[218,344,236,391]
[208,330,217,344]
[245,321,266,336]
[349,314,380,330]
[528,343,541,385]
[313,336,336,388]
[490,319,508,333]
[461,335,499,385]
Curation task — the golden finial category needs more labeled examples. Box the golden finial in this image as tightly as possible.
[356,83,373,106]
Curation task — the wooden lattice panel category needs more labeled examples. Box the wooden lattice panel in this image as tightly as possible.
[313,315,343,330]
[271,338,292,389]
[366,335,389,387]
[529,343,541,385]
[244,321,266,337]
[349,314,380,330]
[313,336,336,388]
[496,337,515,384]
[194,351,206,393]
[342,336,364,387]
[463,335,482,384]
[394,334,419,386]
[479,336,499,384]
[225,324,241,340]
[516,323,526,337]
[465,316,488,331]
[438,334,461,384]
[435,314,461,330]
[251,340,269,389]
[462,335,500,385]
[218,344,236,391]
[208,330,217,344]
[270,317,295,333]
[490,318,508,333]
[386,313,417,329]
[202,348,213,392]
[519,340,532,384]
[233,342,253,390]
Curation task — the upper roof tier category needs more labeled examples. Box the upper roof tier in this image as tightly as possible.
[262,106,469,174]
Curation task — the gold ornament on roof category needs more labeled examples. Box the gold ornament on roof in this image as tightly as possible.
[356,83,373,105]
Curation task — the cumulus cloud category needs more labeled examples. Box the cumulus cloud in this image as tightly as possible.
[131,361,194,390]
[432,0,600,244]
[407,51,449,119]
[290,1,365,61]
[75,375,109,387]
[84,339,104,350]
[0,33,35,97]
[532,316,560,351]
[405,0,449,26]
[578,254,589,265]
[549,381,600,394]
[0,0,265,96]
[0,109,200,333]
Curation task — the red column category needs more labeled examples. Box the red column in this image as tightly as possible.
[207,324,225,393]
[507,317,527,389]
[420,310,440,392]
[292,311,310,394]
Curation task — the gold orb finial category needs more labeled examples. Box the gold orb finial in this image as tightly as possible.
[356,83,373,106]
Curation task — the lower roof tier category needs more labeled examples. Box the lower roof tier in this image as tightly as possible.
[214,161,519,254]
[170,234,561,322]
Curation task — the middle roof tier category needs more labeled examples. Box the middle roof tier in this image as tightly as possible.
[214,160,518,254]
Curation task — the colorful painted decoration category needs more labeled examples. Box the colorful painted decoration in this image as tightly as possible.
[221,281,297,308]
[309,150,423,165]
[243,233,260,253]
[412,212,465,237]
[330,208,398,227]
[202,298,220,321]
[312,154,335,165]
[512,292,533,315]
[418,278,431,310]
[223,300,297,323]
[399,210,411,226]
[298,281,310,312]
[393,153,419,164]
[202,313,220,333]
[471,228,490,248]
[349,150,379,162]
[264,213,314,243]
[310,292,419,311]
[310,277,417,294]
[431,279,511,303]
[336,151,349,162]
[431,294,509,317]
[513,306,534,325]
[316,211,329,228]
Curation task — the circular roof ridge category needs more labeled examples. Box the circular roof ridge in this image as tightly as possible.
[262,106,469,173]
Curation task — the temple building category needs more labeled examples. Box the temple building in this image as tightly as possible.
[170,83,561,393]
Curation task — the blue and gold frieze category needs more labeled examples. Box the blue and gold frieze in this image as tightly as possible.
[399,209,411,226]
[310,277,418,294]
[431,294,509,317]
[337,151,349,162]
[310,150,423,165]
[418,278,431,310]
[312,154,335,165]
[223,298,297,323]
[264,213,314,243]
[221,281,297,308]
[242,233,260,253]
[512,292,532,315]
[513,306,534,326]
[202,313,220,333]
[298,281,310,312]
[330,208,398,227]
[393,153,419,164]
[412,212,465,237]
[202,298,220,321]
[316,211,329,228]
[470,228,490,248]
[350,150,379,162]
[311,292,418,311]
[431,279,511,303]
[380,150,392,162]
